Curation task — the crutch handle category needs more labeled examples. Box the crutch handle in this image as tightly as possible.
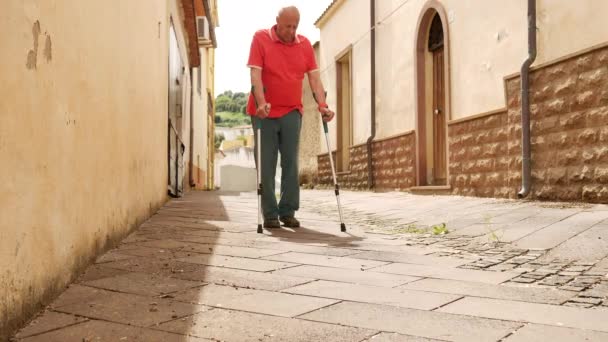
[313,92,330,134]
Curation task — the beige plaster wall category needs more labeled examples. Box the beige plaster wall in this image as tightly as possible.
[0,0,197,337]
[319,0,608,141]
[318,0,371,151]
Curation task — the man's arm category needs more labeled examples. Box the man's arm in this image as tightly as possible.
[251,68,270,118]
[308,71,335,122]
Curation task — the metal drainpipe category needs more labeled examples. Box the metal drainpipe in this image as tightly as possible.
[518,0,537,198]
[189,68,195,188]
[366,0,377,189]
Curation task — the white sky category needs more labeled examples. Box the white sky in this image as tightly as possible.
[214,0,333,96]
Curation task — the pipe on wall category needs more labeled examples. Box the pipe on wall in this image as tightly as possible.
[189,68,195,188]
[366,0,377,189]
[518,0,537,198]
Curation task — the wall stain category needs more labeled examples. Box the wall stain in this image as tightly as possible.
[26,21,52,69]
[43,35,52,62]
[25,21,41,69]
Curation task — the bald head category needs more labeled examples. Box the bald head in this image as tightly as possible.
[275,6,300,43]
[278,6,300,19]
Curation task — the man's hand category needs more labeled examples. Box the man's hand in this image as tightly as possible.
[319,106,335,122]
[256,103,271,119]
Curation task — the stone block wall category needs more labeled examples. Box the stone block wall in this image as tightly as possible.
[521,46,608,202]
[448,110,514,198]
[317,132,416,191]
[450,44,608,202]
[372,133,416,190]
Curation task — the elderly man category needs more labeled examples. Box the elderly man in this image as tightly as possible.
[246,6,335,229]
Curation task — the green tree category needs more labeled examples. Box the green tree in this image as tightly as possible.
[214,133,225,149]
[215,94,232,112]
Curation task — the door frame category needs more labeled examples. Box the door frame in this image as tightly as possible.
[168,18,186,196]
[432,46,446,184]
[414,1,451,186]
[335,45,353,172]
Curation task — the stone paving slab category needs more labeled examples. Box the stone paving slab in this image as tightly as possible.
[54,287,209,327]
[259,227,365,242]
[164,219,255,233]
[136,224,219,235]
[299,301,521,341]
[13,311,87,339]
[19,320,211,341]
[504,323,608,341]
[172,235,261,247]
[143,240,286,258]
[112,245,195,259]
[82,271,204,296]
[77,264,130,282]
[273,265,420,287]
[172,283,337,317]
[49,285,109,309]
[515,212,608,250]
[341,243,442,255]
[176,254,297,272]
[283,280,461,310]
[120,233,160,244]
[156,308,377,342]
[102,256,207,277]
[371,262,521,284]
[173,265,314,291]
[250,241,362,257]
[364,332,447,342]
[455,207,541,230]
[537,221,608,262]
[399,278,575,305]
[260,234,406,248]
[471,211,577,243]
[94,250,138,264]
[437,297,608,332]
[262,252,390,270]
[349,251,471,267]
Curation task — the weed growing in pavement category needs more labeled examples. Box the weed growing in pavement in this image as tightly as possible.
[484,215,503,243]
[431,223,449,235]
[387,223,449,235]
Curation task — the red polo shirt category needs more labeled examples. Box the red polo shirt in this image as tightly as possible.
[246,26,318,118]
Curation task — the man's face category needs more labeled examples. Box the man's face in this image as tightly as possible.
[276,11,299,43]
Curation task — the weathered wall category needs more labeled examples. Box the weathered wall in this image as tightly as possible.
[0,0,197,338]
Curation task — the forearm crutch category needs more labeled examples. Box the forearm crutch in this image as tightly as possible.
[252,85,264,234]
[315,92,346,232]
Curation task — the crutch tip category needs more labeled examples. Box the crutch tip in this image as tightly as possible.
[340,223,346,232]
[257,224,263,234]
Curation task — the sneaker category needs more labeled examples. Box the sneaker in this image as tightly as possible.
[263,218,281,229]
[280,216,300,228]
